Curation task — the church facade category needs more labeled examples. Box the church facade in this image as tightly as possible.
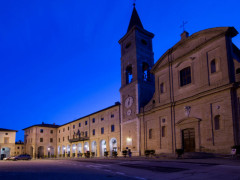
[22,6,240,158]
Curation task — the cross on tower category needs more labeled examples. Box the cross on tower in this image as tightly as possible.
[133,0,136,7]
[180,21,188,32]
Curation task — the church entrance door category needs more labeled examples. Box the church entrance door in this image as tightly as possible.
[182,128,195,152]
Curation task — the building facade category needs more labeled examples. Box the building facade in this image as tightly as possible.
[21,6,240,158]
[0,128,17,159]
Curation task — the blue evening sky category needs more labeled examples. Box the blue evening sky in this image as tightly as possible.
[1,0,240,141]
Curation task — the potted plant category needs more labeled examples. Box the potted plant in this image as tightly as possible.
[84,151,90,158]
[91,152,95,158]
[150,150,155,157]
[104,151,109,157]
[144,150,150,157]
[231,145,240,155]
[112,151,118,158]
[122,150,127,158]
[176,149,184,158]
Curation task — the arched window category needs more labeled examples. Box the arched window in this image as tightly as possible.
[236,68,240,74]
[214,115,220,130]
[142,62,150,82]
[126,65,133,84]
[180,66,191,86]
[211,59,216,73]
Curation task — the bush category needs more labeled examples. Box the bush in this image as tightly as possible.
[150,150,155,157]
[144,150,150,157]
[91,152,95,157]
[112,151,118,157]
[84,151,90,158]
[232,145,240,155]
[122,150,127,158]
[176,149,184,158]
[78,153,83,157]
[104,151,109,157]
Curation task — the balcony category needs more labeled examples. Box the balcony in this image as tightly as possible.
[68,136,89,143]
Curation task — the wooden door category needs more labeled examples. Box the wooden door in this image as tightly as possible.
[182,128,195,152]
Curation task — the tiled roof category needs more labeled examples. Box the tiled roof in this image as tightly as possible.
[22,124,59,130]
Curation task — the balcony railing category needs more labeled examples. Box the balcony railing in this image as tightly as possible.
[68,137,89,143]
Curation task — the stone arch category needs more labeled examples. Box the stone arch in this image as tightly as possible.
[91,141,97,156]
[83,142,89,153]
[100,139,107,157]
[109,138,117,156]
[48,146,54,158]
[37,146,44,158]
[62,145,66,157]
[77,143,82,154]
[67,145,71,157]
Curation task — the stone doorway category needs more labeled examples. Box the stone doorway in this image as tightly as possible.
[182,128,195,152]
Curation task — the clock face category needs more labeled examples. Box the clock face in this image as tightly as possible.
[125,97,133,108]
[127,109,132,116]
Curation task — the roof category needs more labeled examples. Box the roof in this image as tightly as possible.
[22,102,121,129]
[23,124,60,130]
[0,128,18,132]
[151,27,239,73]
[60,102,120,127]
[127,6,143,32]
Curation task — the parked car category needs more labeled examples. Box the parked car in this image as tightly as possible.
[13,154,32,160]
[3,156,15,161]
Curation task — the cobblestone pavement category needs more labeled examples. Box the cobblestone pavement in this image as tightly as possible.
[0,158,240,180]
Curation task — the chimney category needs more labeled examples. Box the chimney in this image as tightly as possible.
[181,31,189,41]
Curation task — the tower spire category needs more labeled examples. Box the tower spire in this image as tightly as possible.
[127,4,143,32]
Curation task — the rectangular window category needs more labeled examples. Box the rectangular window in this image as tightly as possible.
[101,127,104,134]
[73,125,75,129]
[68,127,69,130]
[31,138,32,143]
[111,125,115,132]
[59,130,60,133]
[5,133,8,135]
[162,126,166,137]
[111,114,114,118]
[63,137,64,142]
[180,66,191,86]
[101,117,104,121]
[40,138,43,142]
[59,138,60,143]
[85,121,88,125]
[63,128,65,132]
[79,123,81,127]
[68,136,69,140]
[4,137,9,144]
[160,83,164,94]
[92,129,95,136]
[50,138,53,143]
[40,129,43,133]
[92,118,95,123]
[85,131,88,137]
[149,129,153,139]
[50,130,53,134]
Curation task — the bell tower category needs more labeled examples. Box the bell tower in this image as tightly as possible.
[119,4,155,155]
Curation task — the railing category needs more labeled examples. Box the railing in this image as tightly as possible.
[68,137,89,143]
